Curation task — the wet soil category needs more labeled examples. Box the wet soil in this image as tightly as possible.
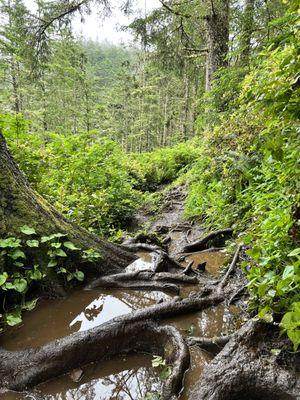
[0,185,246,400]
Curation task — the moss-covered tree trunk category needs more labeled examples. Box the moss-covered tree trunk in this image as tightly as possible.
[239,0,255,66]
[205,1,230,92]
[0,131,136,281]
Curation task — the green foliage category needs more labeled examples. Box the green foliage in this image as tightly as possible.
[185,1,300,350]
[130,143,198,191]
[0,226,100,329]
[5,129,139,236]
[4,123,197,236]
[151,356,171,381]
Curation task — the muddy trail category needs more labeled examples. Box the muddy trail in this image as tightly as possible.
[0,186,299,400]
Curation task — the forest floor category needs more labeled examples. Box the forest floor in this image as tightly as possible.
[0,185,299,400]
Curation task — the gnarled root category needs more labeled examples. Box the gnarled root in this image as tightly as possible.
[190,321,300,400]
[86,269,198,294]
[186,334,232,354]
[182,228,233,253]
[0,321,189,400]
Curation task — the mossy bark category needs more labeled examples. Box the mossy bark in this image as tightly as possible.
[0,132,136,281]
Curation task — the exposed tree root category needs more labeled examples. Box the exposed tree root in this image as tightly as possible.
[186,334,232,354]
[182,228,233,253]
[0,321,190,400]
[182,260,194,275]
[181,247,225,257]
[228,285,247,304]
[120,242,161,253]
[218,245,241,291]
[190,321,300,400]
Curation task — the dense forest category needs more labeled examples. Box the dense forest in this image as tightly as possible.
[0,0,299,399]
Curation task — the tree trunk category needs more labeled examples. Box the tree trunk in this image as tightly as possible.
[190,322,300,400]
[205,1,230,91]
[0,131,136,282]
[239,0,255,66]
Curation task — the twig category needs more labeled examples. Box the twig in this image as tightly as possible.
[219,245,242,290]
[228,285,247,304]
[182,260,194,275]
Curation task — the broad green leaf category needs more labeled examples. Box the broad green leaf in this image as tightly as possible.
[26,240,39,248]
[74,270,84,281]
[50,233,67,239]
[4,282,15,290]
[9,249,26,260]
[63,241,80,250]
[22,299,38,311]
[0,272,8,286]
[287,329,300,352]
[13,278,27,293]
[20,225,36,235]
[26,266,43,280]
[6,310,22,326]
[288,248,300,257]
[48,259,58,267]
[13,261,24,267]
[54,249,67,257]
[51,242,61,249]
[41,236,52,243]
[0,237,21,248]
[282,265,294,279]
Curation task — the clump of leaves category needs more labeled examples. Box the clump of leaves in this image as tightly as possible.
[151,356,172,380]
[0,226,101,328]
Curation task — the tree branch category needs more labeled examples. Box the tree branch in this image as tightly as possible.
[159,0,191,18]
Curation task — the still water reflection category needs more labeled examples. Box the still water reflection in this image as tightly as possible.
[0,289,170,351]
[0,354,161,400]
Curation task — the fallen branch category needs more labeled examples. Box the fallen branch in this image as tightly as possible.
[120,243,161,253]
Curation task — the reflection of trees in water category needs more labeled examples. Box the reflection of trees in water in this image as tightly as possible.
[114,291,170,311]
[44,367,160,400]
[102,367,160,400]
[84,303,103,321]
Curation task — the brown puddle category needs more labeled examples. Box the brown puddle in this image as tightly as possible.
[0,249,242,400]
[165,304,242,339]
[184,250,227,276]
[125,251,157,273]
[180,347,212,400]
[0,354,161,400]
[0,289,171,351]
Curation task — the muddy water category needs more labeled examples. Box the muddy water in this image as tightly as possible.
[184,250,227,276]
[181,347,212,400]
[0,250,241,400]
[125,251,156,273]
[1,289,170,351]
[176,304,242,400]
[1,354,161,400]
[166,304,241,338]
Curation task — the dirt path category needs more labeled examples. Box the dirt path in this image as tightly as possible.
[0,185,299,400]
